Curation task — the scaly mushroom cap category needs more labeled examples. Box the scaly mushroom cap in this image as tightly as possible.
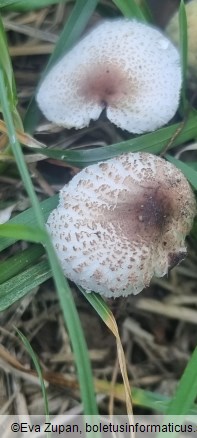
[47,153,196,298]
[37,19,182,133]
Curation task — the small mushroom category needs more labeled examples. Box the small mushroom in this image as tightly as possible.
[37,19,182,133]
[46,152,196,298]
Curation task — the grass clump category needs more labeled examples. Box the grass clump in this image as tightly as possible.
[0,0,196,420]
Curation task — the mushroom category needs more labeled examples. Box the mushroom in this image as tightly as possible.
[46,152,196,298]
[37,18,182,134]
[166,0,197,87]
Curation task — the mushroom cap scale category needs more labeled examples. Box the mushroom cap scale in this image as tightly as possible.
[37,19,182,133]
[47,152,196,298]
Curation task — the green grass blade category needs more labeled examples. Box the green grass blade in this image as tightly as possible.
[0,259,51,311]
[179,0,188,81]
[133,387,169,413]
[45,0,99,71]
[186,161,197,171]
[112,0,146,20]
[157,347,197,438]
[166,154,197,189]
[1,0,67,10]
[0,71,45,229]
[79,288,111,324]
[179,0,188,111]
[15,328,50,427]
[0,68,98,414]
[0,15,22,130]
[31,116,197,167]
[0,15,17,110]
[132,387,197,414]
[139,0,152,22]
[165,347,197,415]
[0,244,44,284]
[0,223,47,243]
[24,0,99,133]
[0,195,58,252]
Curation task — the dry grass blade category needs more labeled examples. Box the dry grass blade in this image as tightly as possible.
[175,141,197,158]
[0,153,46,163]
[0,154,15,161]
[79,288,134,417]
[9,43,54,56]
[100,308,134,422]
[0,119,46,148]
[3,18,58,43]
[135,298,197,324]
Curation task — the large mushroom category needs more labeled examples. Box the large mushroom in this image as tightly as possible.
[47,152,196,298]
[37,18,182,133]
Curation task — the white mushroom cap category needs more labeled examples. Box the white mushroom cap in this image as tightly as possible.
[37,19,182,134]
[47,152,196,298]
